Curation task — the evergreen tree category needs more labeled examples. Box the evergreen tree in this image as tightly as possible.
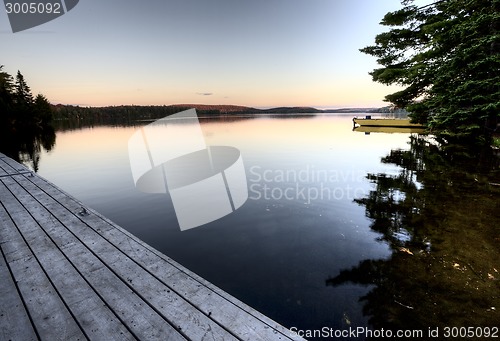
[0,65,14,99]
[15,70,33,105]
[0,66,15,135]
[0,65,55,164]
[361,0,500,143]
[34,94,53,126]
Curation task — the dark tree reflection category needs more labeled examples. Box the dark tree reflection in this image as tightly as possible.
[0,124,56,172]
[0,66,56,171]
[327,136,500,330]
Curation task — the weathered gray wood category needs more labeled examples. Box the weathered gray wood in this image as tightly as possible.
[1,156,30,172]
[0,157,11,176]
[100,227,303,341]
[24,174,303,341]
[0,157,31,177]
[27,173,304,341]
[2,176,185,341]
[12,175,237,341]
[0,190,86,341]
[9,257,87,341]
[0,236,38,341]
[0,154,305,341]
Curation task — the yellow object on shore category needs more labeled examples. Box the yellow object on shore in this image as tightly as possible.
[353,126,426,134]
[353,117,424,128]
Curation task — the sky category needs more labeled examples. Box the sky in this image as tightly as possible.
[1,0,409,108]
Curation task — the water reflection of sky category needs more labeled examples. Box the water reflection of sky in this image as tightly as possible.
[38,114,417,335]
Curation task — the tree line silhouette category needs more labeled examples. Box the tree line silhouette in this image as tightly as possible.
[0,65,55,170]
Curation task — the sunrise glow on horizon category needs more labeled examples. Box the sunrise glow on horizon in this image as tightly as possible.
[1,0,408,109]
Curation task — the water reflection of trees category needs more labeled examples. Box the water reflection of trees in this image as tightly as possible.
[327,136,499,330]
[1,66,56,172]
[51,112,263,132]
[0,125,55,172]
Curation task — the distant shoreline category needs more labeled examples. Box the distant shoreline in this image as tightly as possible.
[51,103,404,115]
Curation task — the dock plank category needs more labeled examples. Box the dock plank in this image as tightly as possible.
[0,235,38,341]
[27,174,302,341]
[2,176,186,341]
[0,156,31,177]
[2,181,132,340]
[0,154,304,341]
[10,174,238,341]
[0,198,85,341]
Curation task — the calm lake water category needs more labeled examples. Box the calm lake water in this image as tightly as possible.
[16,113,499,339]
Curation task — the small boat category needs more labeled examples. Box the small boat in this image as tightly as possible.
[353,116,423,128]
[353,126,426,134]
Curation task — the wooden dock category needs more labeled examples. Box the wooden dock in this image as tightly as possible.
[0,153,304,341]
